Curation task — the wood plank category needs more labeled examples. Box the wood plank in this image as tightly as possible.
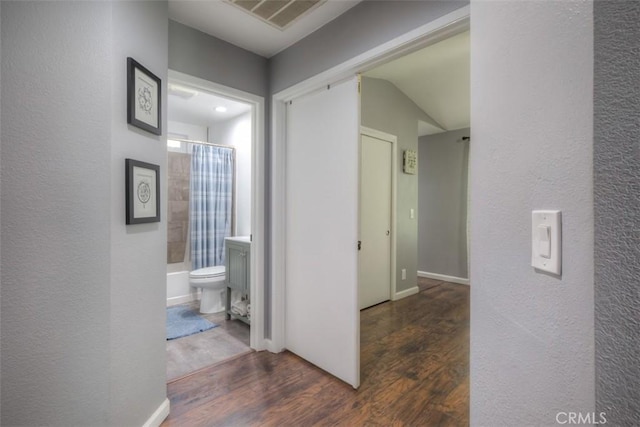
[163,281,469,426]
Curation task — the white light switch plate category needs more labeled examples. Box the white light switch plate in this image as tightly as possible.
[532,210,562,275]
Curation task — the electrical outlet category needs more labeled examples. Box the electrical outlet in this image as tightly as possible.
[401,269,406,280]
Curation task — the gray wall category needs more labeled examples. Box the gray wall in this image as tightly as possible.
[270,0,468,94]
[169,20,273,338]
[418,129,469,279]
[361,77,433,292]
[470,1,594,425]
[110,2,168,426]
[169,20,268,97]
[1,1,168,425]
[1,2,112,425]
[594,1,640,425]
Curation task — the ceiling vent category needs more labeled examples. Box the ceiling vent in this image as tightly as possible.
[226,0,326,30]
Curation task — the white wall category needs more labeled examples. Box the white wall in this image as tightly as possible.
[470,1,594,425]
[209,112,252,237]
[168,120,207,142]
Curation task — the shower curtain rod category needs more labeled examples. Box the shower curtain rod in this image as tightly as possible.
[169,138,236,151]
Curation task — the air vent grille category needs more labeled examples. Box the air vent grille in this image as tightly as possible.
[226,0,325,30]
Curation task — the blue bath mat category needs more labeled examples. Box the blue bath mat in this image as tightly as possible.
[166,305,218,340]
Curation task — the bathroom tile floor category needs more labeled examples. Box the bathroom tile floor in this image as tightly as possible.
[166,301,251,382]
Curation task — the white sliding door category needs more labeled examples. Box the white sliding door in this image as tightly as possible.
[285,77,360,388]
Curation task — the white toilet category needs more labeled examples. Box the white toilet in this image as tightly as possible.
[189,266,226,314]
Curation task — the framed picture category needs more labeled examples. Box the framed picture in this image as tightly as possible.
[127,57,161,135]
[126,159,160,224]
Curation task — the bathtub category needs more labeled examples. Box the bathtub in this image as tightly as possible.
[166,271,199,306]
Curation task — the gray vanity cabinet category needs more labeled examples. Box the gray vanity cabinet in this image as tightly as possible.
[225,237,251,324]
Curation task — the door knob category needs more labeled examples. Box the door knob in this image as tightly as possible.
[386,230,390,236]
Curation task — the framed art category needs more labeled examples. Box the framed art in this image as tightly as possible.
[126,159,160,224]
[127,57,161,135]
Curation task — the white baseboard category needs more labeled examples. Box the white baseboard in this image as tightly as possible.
[166,291,200,307]
[392,286,419,301]
[264,338,285,354]
[417,271,470,286]
[142,398,170,427]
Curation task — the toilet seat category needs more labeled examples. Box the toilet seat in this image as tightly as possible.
[189,266,225,279]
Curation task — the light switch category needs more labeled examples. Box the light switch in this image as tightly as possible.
[532,210,562,275]
[410,208,415,219]
[538,225,551,258]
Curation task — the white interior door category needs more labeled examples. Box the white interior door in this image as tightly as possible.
[285,77,360,388]
[359,133,392,309]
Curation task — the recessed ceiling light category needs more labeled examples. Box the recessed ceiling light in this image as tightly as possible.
[215,106,227,113]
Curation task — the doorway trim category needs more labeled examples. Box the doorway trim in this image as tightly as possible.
[360,126,398,303]
[270,6,470,351]
[168,69,266,351]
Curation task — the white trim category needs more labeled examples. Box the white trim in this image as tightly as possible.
[361,126,397,143]
[166,294,197,307]
[360,126,397,304]
[392,286,419,301]
[418,271,470,286]
[142,398,170,427]
[271,6,471,349]
[168,70,267,352]
[270,98,287,352]
[264,338,285,353]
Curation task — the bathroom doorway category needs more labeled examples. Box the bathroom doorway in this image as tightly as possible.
[165,71,265,381]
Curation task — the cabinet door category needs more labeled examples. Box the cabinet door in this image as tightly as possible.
[227,244,247,292]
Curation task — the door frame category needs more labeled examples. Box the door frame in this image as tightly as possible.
[360,127,398,304]
[270,6,470,351]
[168,69,266,351]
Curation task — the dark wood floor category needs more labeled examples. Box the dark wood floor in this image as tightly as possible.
[162,278,469,426]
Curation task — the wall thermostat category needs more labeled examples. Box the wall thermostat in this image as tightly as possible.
[403,150,417,174]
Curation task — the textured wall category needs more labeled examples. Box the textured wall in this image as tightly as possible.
[594,1,640,425]
[470,1,594,425]
[169,20,268,97]
[1,2,112,425]
[270,0,468,93]
[361,77,434,292]
[418,129,469,279]
[109,2,168,426]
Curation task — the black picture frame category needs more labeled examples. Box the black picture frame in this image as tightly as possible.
[126,159,160,224]
[127,57,162,135]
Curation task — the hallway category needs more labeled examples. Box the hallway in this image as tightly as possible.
[163,278,469,426]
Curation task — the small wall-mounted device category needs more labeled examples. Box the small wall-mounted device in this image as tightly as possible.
[403,150,417,174]
[531,210,562,275]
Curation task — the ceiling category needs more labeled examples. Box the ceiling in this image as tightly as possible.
[167,5,468,136]
[168,0,361,58]
[167,83,252,127]
[364,30,470,136]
